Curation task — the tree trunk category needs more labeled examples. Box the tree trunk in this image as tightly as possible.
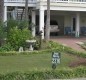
[0,0,4,46]
[25,0,28,21]
[0,0,4,22]
[45,0,50,41]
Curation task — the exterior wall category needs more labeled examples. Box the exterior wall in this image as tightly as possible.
[64,14,86,28]
[64,15,72,28]
[80,16,86,27]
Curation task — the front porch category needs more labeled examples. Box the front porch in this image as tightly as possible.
[5,7,86,38]
[36,10,86,38]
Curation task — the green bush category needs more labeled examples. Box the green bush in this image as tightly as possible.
[0,67,86,80]
[7,27,32,50]
[34,40,63,50]
[6,20,29,36]
[6,20,18,35]
[49,41,63,51]
[34,39,51,50]
[0,43,14,52]
[18,20,29,30]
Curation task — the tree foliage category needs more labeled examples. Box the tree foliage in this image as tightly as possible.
[7,27,31,50]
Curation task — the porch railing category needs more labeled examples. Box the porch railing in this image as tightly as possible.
[4,0,37,3]
[4,0,86,4]
[51,0,86,3]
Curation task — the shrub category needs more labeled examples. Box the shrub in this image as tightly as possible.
[7,27,32,50]
[6,19,29,36]
[0,43,14,52]
[18,20,29,30]
[6,20,18,35]
[34,38,51,50]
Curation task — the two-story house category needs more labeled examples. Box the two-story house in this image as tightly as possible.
[4,0,86,39]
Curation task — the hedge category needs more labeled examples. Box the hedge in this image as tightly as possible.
[0,67,86,80]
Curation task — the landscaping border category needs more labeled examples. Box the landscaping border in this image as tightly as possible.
[0,67,86,80]
[0,41,86,58]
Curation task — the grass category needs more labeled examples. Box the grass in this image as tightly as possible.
[0,52,78,74]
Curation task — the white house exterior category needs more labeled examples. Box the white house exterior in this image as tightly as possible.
[4,0,86,39]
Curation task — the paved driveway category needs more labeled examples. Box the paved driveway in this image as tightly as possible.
[49,78,86,80]
[51,36,86,52]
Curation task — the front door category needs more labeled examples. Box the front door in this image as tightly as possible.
[72,17,76,31]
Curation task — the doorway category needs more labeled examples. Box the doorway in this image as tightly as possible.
[72,17,76,31]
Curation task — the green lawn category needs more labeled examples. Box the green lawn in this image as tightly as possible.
[0,52,78,74]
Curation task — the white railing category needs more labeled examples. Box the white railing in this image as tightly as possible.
[51,0,86,3]
[4,0,37,3]
[4,0,86,4]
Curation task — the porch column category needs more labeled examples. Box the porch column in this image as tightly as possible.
[12,10,16,20]
[12,7,17,20]
[75,12,80,37]
[31,10,36,37]
[14,7,17,20]
[39,6,45,39]
[4,6,7,22]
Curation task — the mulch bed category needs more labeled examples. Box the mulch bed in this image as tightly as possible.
[69,58,86,67]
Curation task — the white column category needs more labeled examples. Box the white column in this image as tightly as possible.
[75,12,80,37]
[39,6,45,39]
[12,7,17,20]
[12,10,16,20]
[14,7,17,20]
[32,10,36,37]
[4,6,7,22]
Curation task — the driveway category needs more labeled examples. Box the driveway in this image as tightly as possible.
[51,36,86,52]
[49,78,86,80]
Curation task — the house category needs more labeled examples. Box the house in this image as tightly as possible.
[4,0,86,39]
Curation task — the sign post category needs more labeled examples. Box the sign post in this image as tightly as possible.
[52,52,61,69]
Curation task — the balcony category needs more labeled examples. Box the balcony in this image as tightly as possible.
[51,0,86,3]
[4,0,37,7]
[4,0,86,4]
[4,0,86,7]
[4,0,37,3]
